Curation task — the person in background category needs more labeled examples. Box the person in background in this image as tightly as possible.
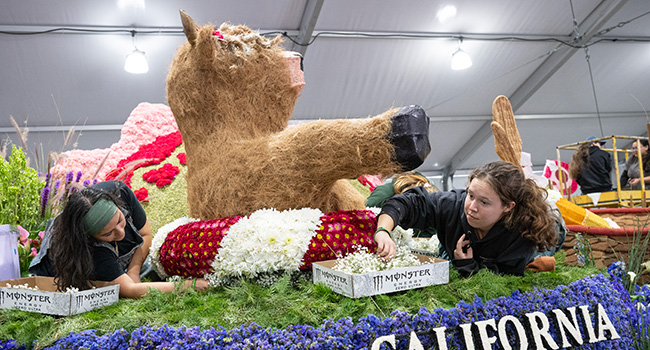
[29,181,208,298]
[374,161,559,277]
[366,171,438,209]
[366,171,447,258]
[620,139,650,190]
[569,136,612,194]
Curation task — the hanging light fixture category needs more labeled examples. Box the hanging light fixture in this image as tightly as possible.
[451,37,472,70]
[124,31,149,74]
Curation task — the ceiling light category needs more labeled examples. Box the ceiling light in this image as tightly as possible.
[451,38,472,70]
[124,31,149,74]
[437,5,457,23]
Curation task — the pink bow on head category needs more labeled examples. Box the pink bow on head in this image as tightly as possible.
[197,27,224,39]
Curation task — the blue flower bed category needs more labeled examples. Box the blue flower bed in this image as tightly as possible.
[1,272,646,349]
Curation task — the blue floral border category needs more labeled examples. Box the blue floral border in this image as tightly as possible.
[2,270,649,349]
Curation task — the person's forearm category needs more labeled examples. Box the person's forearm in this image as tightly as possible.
[120,280,195,299]
[376,214,395,232]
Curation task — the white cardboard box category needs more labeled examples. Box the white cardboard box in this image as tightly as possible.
[0,276,119,316]
[312,254,449,298]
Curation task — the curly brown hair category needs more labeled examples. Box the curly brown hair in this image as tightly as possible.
[568,143,590,180]
[469,161,557,251]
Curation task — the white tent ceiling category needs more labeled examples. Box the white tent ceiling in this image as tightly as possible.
[1,0,649,188]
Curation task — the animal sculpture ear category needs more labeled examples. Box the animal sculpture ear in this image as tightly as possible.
[180,9,197,46]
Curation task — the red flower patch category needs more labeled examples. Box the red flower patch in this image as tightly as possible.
[105,131,183,187]
[143,163,180,187]
[300,210,377,269]
[159,216,241,277]
[133,187,149,202]
[177,153,186,165]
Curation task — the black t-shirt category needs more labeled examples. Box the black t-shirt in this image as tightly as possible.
[380,187,534,276]
[576,146,612,194]
[90,181,147,281]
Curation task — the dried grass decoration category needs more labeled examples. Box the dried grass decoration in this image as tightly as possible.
[166,10,431,220]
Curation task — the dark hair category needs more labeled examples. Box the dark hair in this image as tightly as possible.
[49,186,123,291]
[468,161,557,251]
[636,139,650,170]
[568,143,590,180]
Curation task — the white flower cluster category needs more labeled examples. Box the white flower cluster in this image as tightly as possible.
[5,283,38,291]
[389,226,440,255]
[64,286,80,294]
[546,189,562,209]
[409,237,441,254]
[150,216,200,279]
[332,245,428,274]
[205,208,323,286]
[4,284,84,294]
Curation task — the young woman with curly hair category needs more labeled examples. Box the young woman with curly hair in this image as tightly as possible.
[374,161,560,276]
[29,181,208,298]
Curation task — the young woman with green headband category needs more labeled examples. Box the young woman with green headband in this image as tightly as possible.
[30,181,208,298]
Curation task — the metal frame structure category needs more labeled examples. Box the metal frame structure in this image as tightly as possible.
[556,135,648,208]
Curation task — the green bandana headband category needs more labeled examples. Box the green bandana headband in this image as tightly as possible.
[83,198,118,237]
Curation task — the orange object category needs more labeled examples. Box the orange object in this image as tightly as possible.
[556,198,610,228]
[526,256,556,272]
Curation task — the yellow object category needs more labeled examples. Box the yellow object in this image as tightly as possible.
[556,198,610,228]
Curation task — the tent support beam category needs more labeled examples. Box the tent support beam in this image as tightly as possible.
[290,0,324,56]
[440,0,629,189]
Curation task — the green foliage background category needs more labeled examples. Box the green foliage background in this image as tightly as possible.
[0,145,44,232]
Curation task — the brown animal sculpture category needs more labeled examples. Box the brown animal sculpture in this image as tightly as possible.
[167,10,431,219]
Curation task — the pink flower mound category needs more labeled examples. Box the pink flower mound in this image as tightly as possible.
[50,103,179,181]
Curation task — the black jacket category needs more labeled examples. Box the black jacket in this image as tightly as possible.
[380,187,534,276]
[576,146,612,194]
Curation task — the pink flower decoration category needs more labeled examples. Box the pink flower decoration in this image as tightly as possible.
[39,231,45,240]
[17,225,29,244]
[213,30,224,39]
[357,175,384,191]
[51,103,179,182]
[30,247,38,257]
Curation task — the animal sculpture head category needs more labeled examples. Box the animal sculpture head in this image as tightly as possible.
[167,10,305,143]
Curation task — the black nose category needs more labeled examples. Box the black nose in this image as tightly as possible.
[293,52,304,72]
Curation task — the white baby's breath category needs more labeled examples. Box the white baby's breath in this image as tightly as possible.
[332,245,428,274]
[4,283,85,294]
[5,283,38,291]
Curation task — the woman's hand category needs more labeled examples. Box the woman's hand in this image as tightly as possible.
[629,178,640,186]
[375,231,396,261]
[192,278,209,292]
[453,234,473,260]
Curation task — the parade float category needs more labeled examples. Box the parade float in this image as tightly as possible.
[1,12,650,350]
[552,136,650,287]
[2,102,649,349]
